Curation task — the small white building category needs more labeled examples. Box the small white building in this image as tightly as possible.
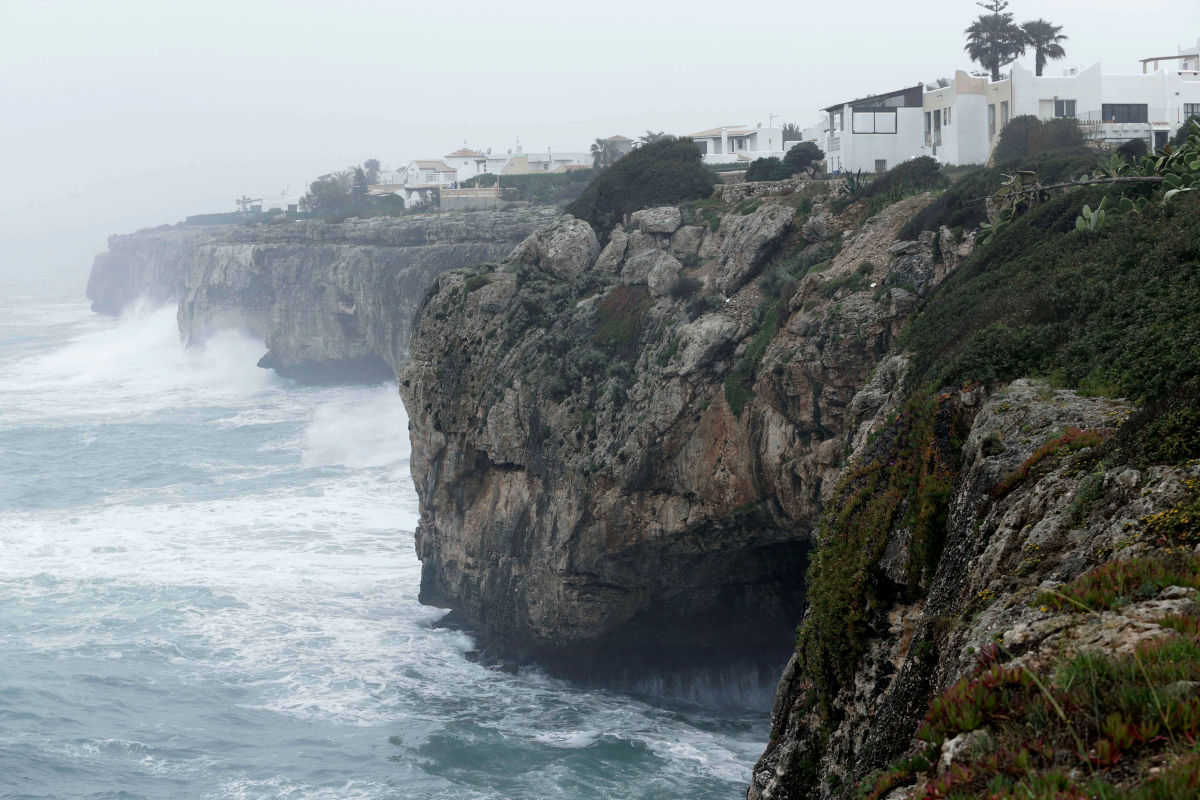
[444,147,493,183]
[820,86,926,174]
[399,160,458,208]
[687,125,786,165]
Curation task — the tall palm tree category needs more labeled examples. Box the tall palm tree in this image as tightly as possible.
[1021,19,1067,77]
[964,0,1025,82]
[590,137,620,169]
[639,130,668,145]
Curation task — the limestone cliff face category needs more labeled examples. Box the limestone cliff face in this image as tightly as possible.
[399,187,950,678]
[747,378,1199,799]
[87,210,555,380]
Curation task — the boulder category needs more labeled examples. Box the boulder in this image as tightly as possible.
[671,225,707,258]
[595,228,628,274]
[713,204,796,295]
[630,206,682,235]
[510,216,600,277]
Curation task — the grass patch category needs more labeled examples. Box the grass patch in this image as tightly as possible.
[1035,553,1200,612]
[864,613,1200,799]
[989,427,1109,499]
[593,284,653,358]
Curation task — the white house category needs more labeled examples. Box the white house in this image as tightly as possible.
[399,160,458,208]
[687,125,786,165]
[1007,61,1200,150]
[820,86,926,174]
[444,147,493,183]
[922,71,1013,166]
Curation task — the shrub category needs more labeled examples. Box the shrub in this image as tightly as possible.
[1116,137,1149,162]
[1171,115,1200,149]
[993,115,1085,162]
[784,142,824,175]
[897,151,1099,239]
[745,157,793,182]
[832,156,946,214]
[667,275,702,301]
[567,138,716,233]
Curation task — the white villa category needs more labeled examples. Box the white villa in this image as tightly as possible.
[818,39,1200,173]
[821,86,927,175]
[687,125,786,165]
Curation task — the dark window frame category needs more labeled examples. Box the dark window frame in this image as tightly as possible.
[1102,104,1149,123]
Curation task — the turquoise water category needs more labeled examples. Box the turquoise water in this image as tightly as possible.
[0,280,765,799]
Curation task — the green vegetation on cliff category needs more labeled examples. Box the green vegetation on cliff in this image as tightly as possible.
[777,127,1200,798]
[567,138,715,233]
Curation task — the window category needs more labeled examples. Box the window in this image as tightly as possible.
[933,111,942,146]
[924,111,932,146]
[1054,99,1076,118]
[988,104,996,138]
[1102,104,1148,123]
[943,107,951,125]
[1001,101,1010,126]
[875,159,887,172]
[1184,103,1200,118]
[852,109,898,134]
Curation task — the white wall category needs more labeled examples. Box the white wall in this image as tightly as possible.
[833,106,925,173]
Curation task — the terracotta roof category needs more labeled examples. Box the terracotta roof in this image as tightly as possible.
[445,148,486,158]
[413,160,454,171]
[686,126,754,138]
[606,135,633,141]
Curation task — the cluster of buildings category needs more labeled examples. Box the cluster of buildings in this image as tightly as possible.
[370,139,609,209]
[242,38,1200,214]
[682,39,1200,175]
[815,38,1200,174]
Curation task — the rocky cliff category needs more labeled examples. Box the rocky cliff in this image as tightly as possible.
[87,210,556,380]
[402,172,1200,797]
[398,184,964,685]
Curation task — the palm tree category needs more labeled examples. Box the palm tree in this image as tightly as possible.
[591,138,608,169]
[1021,19,1067,77]
[590,137,621,169]
[639,130,668,145]
[964,0,1025,82]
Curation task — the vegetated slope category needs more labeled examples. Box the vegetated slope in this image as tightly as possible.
[749,178,1200,798]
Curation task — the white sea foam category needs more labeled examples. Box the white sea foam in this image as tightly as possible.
[0,293,765,799]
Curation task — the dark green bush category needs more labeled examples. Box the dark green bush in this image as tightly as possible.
[831,156,946,213]
[898,150,1099,239]
[993,115,1085,162]
[567,138,716,234]
[1171,115,1200,149]
[745,157,792,182]
[784,142,824,175]
[1116,137,1148,162]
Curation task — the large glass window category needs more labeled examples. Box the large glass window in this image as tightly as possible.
[1184,103,1200,118]
[1054,99,1076,118]
[988,104,996,138]
[1102,104,1149,123]
[852,109,898,134]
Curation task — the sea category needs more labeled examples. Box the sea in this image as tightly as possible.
[0,266,767,799]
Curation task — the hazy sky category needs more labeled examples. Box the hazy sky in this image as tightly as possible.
[2,0,1197,282]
